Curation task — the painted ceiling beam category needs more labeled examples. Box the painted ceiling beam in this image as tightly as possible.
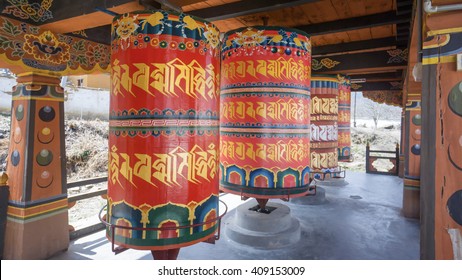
[349,71,404,82]
[0,0,133,25]
[188,0,320,22]
[312,48,408,73]
[351,81,403,91]
[296,11,410,36]
[312,37,399,56]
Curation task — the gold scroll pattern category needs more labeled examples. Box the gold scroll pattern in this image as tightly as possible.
[221,99,308,122]
[109,144,218,188]
[112,58,219,100]
[310,96,338,115]
[311,151,338,170]
[220,140,309,163]
[222,57,310,82]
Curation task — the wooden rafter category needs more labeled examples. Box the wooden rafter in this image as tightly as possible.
[188,0,320,21]
[295,11,410,36]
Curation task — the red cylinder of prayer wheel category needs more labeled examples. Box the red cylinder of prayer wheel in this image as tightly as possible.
[107,11,221,250]
[220,26,312,199]
[310,75,339,173]
[337,75,351,161]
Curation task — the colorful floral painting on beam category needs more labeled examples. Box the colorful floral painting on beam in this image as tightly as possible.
[0,16,110,74]
[363,91,403,107]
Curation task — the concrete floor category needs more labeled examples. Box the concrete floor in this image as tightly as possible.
[52,171,420,260]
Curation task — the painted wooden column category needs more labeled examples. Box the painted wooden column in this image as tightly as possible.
[421,31,462,259]
[398,108,405,178]
[403,93,421,219]
[4,73,68,259]
[0,16,110,259]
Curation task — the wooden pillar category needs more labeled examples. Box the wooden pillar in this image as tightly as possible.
[402,94,421,218]
[4,73,68,259]
[421,31,462,259]
[0,15,110,259]
[398,109,405,178]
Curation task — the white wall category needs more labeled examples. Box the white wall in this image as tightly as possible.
[65,88,109,120]
[0,76,109,119]
[0,77,16,113]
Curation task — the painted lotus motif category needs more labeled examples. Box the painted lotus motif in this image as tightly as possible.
[23,30,70,65]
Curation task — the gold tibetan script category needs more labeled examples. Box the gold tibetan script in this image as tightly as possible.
[222,57,310,81]
[310,96,338,115]
[110,144,218,188]
[338,134,351,144]
[311,151,338,169]
[338,111,350,122]
[339,90,350,101]
[221,99,308,121]
[221,140,309,163]
[112,58,219,100]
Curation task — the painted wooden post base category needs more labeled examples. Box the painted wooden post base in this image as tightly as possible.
[402,95,421,219]
[402,179,420,219]
[4,73,68,259]
[398,155,405,178]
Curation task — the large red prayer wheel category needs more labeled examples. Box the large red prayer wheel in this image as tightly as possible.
[220,26,311,199]
[310,75,339,172]
[107,11,221,252]
[337,75,351,161]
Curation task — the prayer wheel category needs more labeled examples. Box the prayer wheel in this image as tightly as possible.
[337,75,351,161]
[220,26,312,201]
[107,10,221,257]
[310,75,339,172]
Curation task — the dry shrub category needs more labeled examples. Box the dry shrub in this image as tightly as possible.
[65,118,108,181]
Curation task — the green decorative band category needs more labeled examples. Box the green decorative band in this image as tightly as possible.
[404,185,421,191]
[220,181,310,197]
[12,84,64,101]
[106,224,217,248]
[7,207,67,224]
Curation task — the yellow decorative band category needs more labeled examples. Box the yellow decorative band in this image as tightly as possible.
[7,198,68,220]
[12,96,65,102]
[311,77,339,83]
[404,178,421,187]
[427,27,462,37]
[423,55,456,65]
[16,72,62,79]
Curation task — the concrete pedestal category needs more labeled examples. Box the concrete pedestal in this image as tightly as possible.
[224,200,300,249]
[316,177,349,187]
[290,186,328,205]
